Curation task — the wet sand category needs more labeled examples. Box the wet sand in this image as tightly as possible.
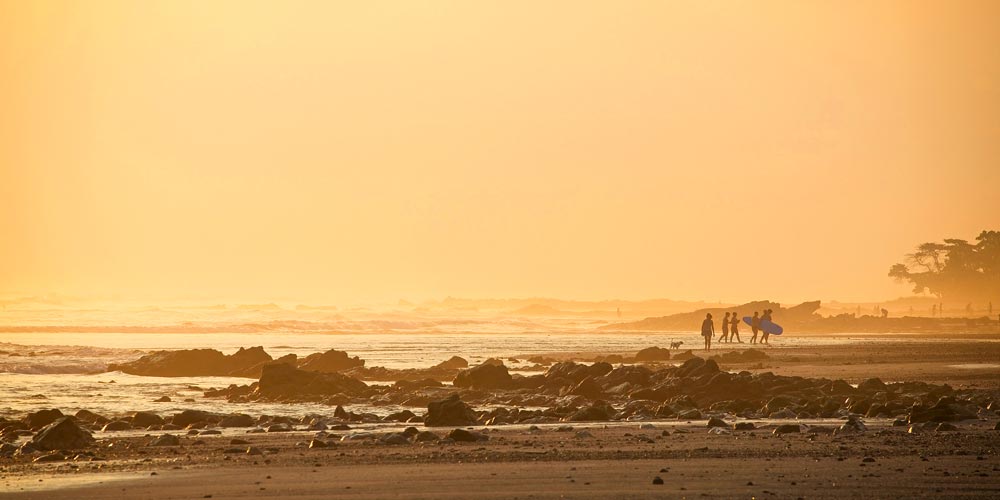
[4,420,999,499]
[3,334,1000,498]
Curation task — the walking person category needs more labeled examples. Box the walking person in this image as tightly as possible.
[720,312,730,343]
[761,308,773,345]
[750,311,760,344]
[730,311,742,343]
[701,313,715,351]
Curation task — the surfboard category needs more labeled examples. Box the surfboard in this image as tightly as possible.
[742,316,783,335]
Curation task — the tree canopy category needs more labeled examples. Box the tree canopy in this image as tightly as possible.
[888,230,1000,302]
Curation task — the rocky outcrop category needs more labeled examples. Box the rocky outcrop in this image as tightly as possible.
[108,347,273,377]
[424,394,478,427]
[453,363,514,389]
[297,349,365,373]
[634,346,672,362]
[31,417,94,451]
[256,363,368,399]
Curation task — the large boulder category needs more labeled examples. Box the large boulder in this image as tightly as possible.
[453,363,514,389]
[424,394,478,427]
[131,411,165,428]
[31,418,94,451]
[255,362,368,398]
[25,409,64,430]
[433,356,469,370]
[297,349,365,373]
[218,414,256,428]
[634,347,671,362]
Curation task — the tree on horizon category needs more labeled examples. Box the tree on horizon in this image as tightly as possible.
[889,230,999,303]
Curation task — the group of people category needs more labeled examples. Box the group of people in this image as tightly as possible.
[700,309,775,350]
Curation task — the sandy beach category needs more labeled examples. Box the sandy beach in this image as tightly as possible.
[3,336,999,499]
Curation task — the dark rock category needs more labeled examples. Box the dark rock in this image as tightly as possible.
[308,439,327,448]
[447,429,486,442]
[383,410,417,422]
[677,409,702,420]
[74,409,109,425]
[149,434,181,446]
[31,417,94,451]
[566,376,603,399]
[453,363,514,390]
[707,417,727,428]
[414,431,440,442]
[25,409,64,430]
[634,347,671,362]
[172,410,214,427]
[652,476,664,485]
[297,349,365,373]
[379,433,411,445]
[425,394,478,427]
[935,422,958,432]
[109,347,273,377]
[858,378,887,393]
[733,422,756,431]
[255,363,368,398]
[102,421,131,431]
[218,414,255,428]
[153,396,171,402]
[773,424,801,434]
[33,452,65,463]
[267,423,292,432]
[564,401,615,422]
[132,411,165,427]
[433,356,469,370]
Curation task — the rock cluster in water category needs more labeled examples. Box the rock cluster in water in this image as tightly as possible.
[3,348,996,460]
[107,346,365,378]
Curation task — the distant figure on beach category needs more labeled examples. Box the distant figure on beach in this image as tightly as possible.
[701,313,715,351]
[932,304,937,316]
[750,311,761,344]
[729,311,741,342]
[881,308,888,318]
[761,309,773,344]
[720,312,730,342]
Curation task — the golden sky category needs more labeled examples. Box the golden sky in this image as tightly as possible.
[1,1,998,305]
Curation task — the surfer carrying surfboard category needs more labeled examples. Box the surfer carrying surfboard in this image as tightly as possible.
[749,311,760,344]
[761,309,773,344]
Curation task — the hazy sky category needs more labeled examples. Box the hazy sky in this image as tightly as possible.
[2,1,998,305]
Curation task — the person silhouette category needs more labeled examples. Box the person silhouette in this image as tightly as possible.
[761,308,773,344]
[729,311,741,343]
[721,312,731,343]
[701,313,715,351]
[750,311,760,344]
